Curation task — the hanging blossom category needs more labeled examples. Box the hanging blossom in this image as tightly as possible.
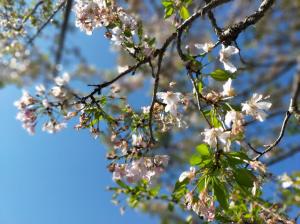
[112,155,169,183]
[194,42,214,53]
[74,0,138,51]
[73,0,109,35]
[242,93,272,122]
[51,73,71,98]
[14,90,37,134]
[221,78,235,97]
[185,191,215,222]
[156,91,183,116]
[132,132,147,148]
[178,167,196,182]
[201,127,231,151]
[219,45,239,73]
[42,121,67,134]
[225,110,245,136]
[249,160,267,174]
[15,72,74,135]
[278,173,294,189]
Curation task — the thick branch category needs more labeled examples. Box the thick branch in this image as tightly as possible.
[220,0,276,44]
[53,0,73,76]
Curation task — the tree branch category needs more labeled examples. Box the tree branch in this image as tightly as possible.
[53,0,73,76]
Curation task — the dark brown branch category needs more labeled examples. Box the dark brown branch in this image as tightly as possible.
[204,0,223,36]
[220,0,276,45]
[254,110,292,161]
[53,0,73,77]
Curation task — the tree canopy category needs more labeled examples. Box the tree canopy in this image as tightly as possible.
[1,0,300,223]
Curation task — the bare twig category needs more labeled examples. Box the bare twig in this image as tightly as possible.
[254,71,300,161]
[27,1,66,45]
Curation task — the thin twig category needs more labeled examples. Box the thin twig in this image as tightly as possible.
[27,1,66,45]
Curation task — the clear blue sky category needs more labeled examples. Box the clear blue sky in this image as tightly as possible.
[0,28,157,224]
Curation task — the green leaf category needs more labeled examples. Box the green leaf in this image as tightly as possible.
[137,22,143,40]
[210,109,222,128]
[197,80,203,93]
[233,169,254,188]
[164,6,175,18]
[179,6,190,20]
[196,144,210,156]
[197,176,209,192]
[190,154,202,165]
[213,178,229,209]
[172,179,188,201]
[210,69,235,81]
[116,180,129,189]
[161,0,174,7]
[149,185,160,197]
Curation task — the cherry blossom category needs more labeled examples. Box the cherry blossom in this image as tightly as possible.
[54,72,70,86]
[242,93,272,121]
[179,166,196,182]
[225,110,245,135]
[279,173,293,189]
[156,91,183,116]
[42,121,67,134]
[221,78,235,97]
[202,128,231,151]
[132,132,147,148]
[195,42,214,53]
[219,45,239,73]
[113,156,169,184]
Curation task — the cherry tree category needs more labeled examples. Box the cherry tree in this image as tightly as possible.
[1,0,300,223]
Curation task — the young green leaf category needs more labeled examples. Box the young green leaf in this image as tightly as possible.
[179,6,190,20]
[210,69,235,81]
[196,144,210,157]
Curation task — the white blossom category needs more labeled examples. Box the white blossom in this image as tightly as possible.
[242,93,272,121]
[141,106,150,114]
[35,84,46,95]
[279,173,293,189]
[221,78,235,97]
[195,42,214,53]
[219,45,239,73]
[51,86,67,98]
[179,167,196,182]
[202,127,231,151]
[132,132,146,147]
[42,121,67,134]
[54,72,70,86]
[156,91,183,116]
[225,110,245,135]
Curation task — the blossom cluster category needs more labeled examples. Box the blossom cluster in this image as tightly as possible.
[185,191,215,222]
[14,73,73,134]
[112,155,169,184]
[74,0,138,48]
[201,78,272,152]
